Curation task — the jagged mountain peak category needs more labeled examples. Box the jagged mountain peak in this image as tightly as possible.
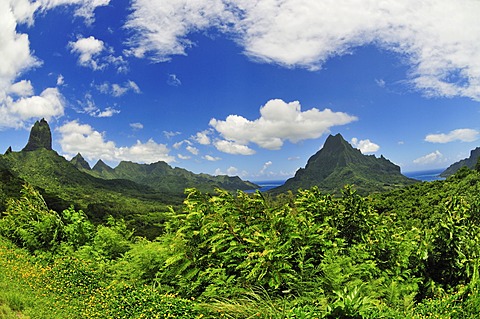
[273,133,416,195]
[70,153,91,170]
[92,159,114,173]
[22,118,52,152]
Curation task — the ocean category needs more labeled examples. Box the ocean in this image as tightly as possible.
[403,168,445,182]
[251,168,446,192]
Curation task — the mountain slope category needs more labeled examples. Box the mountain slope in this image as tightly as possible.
[440,147,480,177]
[85,160,258,193]
[272,134,417,195]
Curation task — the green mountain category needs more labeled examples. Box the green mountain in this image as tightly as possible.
[83,159,258,193]
[1,119,256,223]
[22,118,52,151]
[272,134,417,195]
[71,153,91,170]
[440,147,480,177]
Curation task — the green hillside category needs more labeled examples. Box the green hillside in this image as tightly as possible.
[83,157,258,193]
[273,134,417,195]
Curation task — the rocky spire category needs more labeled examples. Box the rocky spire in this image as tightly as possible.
[22,118,52,151]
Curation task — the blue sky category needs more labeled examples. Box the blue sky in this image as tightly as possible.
[2,0,480,181]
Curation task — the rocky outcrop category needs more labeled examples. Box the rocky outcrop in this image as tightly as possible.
[22,119,52,151]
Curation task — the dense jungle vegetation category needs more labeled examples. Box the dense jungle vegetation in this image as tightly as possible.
[1,166,480,318]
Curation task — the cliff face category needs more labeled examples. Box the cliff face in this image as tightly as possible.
[22,119,52,151]
[441,147,480,177]
[272,134,416,195]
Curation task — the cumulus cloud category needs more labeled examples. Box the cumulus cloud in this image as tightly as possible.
[125,0,480,101]
[69,36,106,70]
[186,145,199,155]
[210,99,357,153]
[57,120,175,163]
[413,150,444,165]
[0,0,109,129]
[1,87,65,129]
[213,140,255,155]
[425,129,479,143]
[351,138,380,154]
[193,130,211,145]
[8,80,34,97]
[178,154,190,160]
[204,155,221,161]
[0,0,43,128]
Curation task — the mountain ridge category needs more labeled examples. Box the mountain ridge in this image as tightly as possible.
[272,133,417,195]
[440,147,480,177]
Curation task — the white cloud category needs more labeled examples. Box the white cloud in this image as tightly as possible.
[259,161,273,174]
[56,74,64,86]
[213,140,255,155]
[40,0,110,25]
[227,166,238,176]
[8,80,34,97]
[1,87,65,129]
[193,130,211,145]
[425,129,479,143]
[100,80,141,97]
[413,150,444,165]
[77,93,120,118]
[125,0,480,101]
[210,99,357,152]
[186,145,199,155]
[69,36,105,70]
[164,131,182,139]
[57,120,175,164]
[105,55,129,73]
[203,155,221,161]
[0,0,108,129]
[178,154,190,160]
[130,122,143,130]
[0,0,43,128]
[125,0,231,61]
[351,138,380,154]
[215,166,240,176]
[94,106,120,118]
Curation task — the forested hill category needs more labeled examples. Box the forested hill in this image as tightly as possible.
[441,147,480,177]
[272,133,417,195]
[77,155,258,194]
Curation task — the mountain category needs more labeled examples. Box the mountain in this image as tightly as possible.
[22,118,52,151]
[2,119,256,216]
[92,159,115,176]
[70,153,91,170]
[440,147,480,177]
[272,134,417,195]
[86,160,258,193]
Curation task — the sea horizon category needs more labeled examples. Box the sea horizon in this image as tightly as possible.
[251,167,446,192]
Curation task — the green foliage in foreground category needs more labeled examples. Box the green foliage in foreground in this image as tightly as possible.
[1,169,480,318]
